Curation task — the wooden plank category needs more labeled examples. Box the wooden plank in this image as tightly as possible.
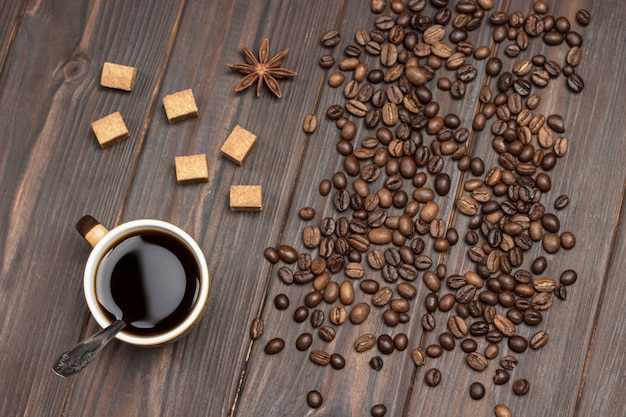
[576,189,626,416]
[405,0,626,416]
[0,1,186,416]
[0,1,26,74]
[62,1,343,416]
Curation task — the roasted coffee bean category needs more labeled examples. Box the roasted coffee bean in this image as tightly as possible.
[493,369,510,385]
[321,29,341,47]
[576,9,591,26]
[249,317,264,340]
[296,332,313,351]
[530,330,549,349]
[456,284,476,304]
[513,378,530,395]
[461,338,478,353]
[448,315,469,338]
[412,347,427,366]
[274,293,290,310]
[466,352,488,371]
[329,353,345,370]
[371,403,387,417]
[501,355,519,370]
[469,382,485,400]
[355,333,376,352]
[319,325,337,343]
[350,302,371,324]
[393,333,409,351]
[264,338,285,355]
[329,306,347,325]
[310,349,331,366]
[278,266,294,285]
[294,306,309,323]
[422,312,436,330]
[425,368,442,386]
[560,269,578,286]
[307,390,323,409]
[494,404,512,417]
[439,332,456,351]
[264,247,279,263]
[568,73,585,93]
[508,335,528,353]
[277,245,298,263]
[377,334,395,355]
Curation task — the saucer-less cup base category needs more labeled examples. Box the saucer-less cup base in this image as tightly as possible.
[80,218,209,346]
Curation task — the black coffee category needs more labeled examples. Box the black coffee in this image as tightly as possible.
[96,232,200,336]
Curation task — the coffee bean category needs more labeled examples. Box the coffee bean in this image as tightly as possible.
[278,266,294,285]
[513,378,530,395]
[329,306,347,325]
[576,9,591,26]
[370,355,384,371]
[350,302,371,324]
[424,368,442,386]
[321,30,341,47]
[264,338,285,355]
[319,179,332,196]
[461,338,477,353]
[330,353,345,370]
[295,332,313,351]
[307,390,323,408]
[371,403,387,417]
[263,247,279,263]
[448,315,469,338]
[469,381,485,400]
[355,333,377,352]
[493,368,510,385]
[501,355,519,370]
[293,306,309,323]
[249,317,264,340]
[530,330,549,349]
[274,293,290,310]
[309,349,331,366]
[568,73,585,93]
[466,352,488,371]
[310,309,325,328]
[277,245,298,263]
[508,335,528,353]
[494,404,512,417]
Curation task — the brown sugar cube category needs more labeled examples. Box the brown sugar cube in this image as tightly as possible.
[90,112,130,149]
[163,89,198,123]
[230,185,262,212]
[100,62,137,91]
[174,154,209,185]
[221,125,258,165]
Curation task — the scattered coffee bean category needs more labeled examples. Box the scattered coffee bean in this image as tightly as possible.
[307,390,323,408]
[371,403,387,417]
[469,381,485,400]
[513,378,530,395]
[370,355,384,370]
[264,338,285,355]
[424,368,442,386]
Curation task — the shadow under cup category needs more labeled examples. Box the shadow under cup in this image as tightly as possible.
[84,220,209,346]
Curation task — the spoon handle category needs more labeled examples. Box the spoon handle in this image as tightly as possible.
[52,319,126,377]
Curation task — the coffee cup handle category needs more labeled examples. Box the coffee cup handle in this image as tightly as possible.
[76,215,109,248]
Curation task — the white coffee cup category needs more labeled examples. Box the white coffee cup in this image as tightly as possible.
[77,215,210,346]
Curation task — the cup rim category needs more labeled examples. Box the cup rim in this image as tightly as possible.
[83,219,209,346]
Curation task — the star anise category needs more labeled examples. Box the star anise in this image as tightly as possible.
[227,38,297,98]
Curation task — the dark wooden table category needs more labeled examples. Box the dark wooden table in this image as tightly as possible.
[1,0,624,416]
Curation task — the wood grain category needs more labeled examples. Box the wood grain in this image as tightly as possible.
[0,0,624,416]
[0,1,187,416]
